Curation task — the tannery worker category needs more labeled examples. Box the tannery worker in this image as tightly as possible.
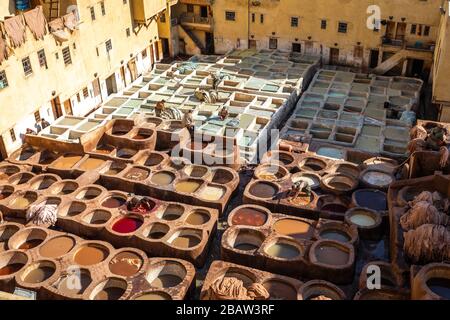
[41,118,50,129]
[219,106,229,121]
[409,124,449,168]
[155,99,166,117]
[182,109,194,136]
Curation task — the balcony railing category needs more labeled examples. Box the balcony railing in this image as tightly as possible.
[381,36,435,52]
[179,13,212,25]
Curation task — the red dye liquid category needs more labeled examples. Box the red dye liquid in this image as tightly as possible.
[112,217,143,234]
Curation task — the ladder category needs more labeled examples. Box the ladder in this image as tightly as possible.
[47,0,60,21]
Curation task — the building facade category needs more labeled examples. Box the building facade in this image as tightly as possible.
[0,0,176,159]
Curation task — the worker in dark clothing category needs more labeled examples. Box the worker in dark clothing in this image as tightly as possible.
[155,100,166,117]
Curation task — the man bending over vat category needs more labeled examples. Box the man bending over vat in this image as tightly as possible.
[409,124,449,167]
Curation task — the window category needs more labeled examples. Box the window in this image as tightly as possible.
[90,6,95,21]
[123,0,127,4]
[37,49,47,69]
[0,70,8,88]
[62,47,72,66]
[34,111,41,122]
[354,46,363,59]
[142,49,147,58]
[83,87,89,98]
[225,11,236,21]
[106,39,112,53]
[291,17,299,28]
[160,14,166,23]
[55,52,59,60]
[73,43,76,50]
[76,93,81,103]
[9,129,16,142]
[292,43,301,52]
[22,57,33,76]
[96,47,100,56]
[100,1,106,16]
[321,19,327,30]
[260,14,264,24]
[126,28,130,37]
[251,13,255,23]
[411,24,417,34]
[338,22,348,33]
[424,25,430,36]
[187,4,194,13]
[269,38,278,49]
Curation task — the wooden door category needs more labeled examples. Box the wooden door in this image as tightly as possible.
[329,48,340,65]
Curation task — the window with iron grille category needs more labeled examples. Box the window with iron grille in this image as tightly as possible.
[83,87,89,98]
[126,28,130,37]
[291,17,299,28]
[90,6,95,20]
[22,57,33,76]
[62,47,72,66]
[160,13,166,23]
[10,129,16,142]
[338,22,348,33]
[106,39,112,53]
[37,49,47,69]
[0,70,8,89]
[321,19,327,30]
[100,1,106,16]
[76,93,81,102]
[411,24,417,34]
[34,111,41,122]
[142,49,147,58]
[424,25,430,36]
[260,14,264,24]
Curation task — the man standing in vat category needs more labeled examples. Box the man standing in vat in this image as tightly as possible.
[182,109,195,136]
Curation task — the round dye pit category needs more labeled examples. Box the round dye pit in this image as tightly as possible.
[314,244,349,266]
[231,207,268,227]
[265,242,300,259]
[21,261,56,284]
[112,217,143,234]
[0,262,26,276]
[232,229,264,251]
[346,209,378,227]
[291,172,321,189]
[319,229,351,243]
[161,205,184,221]
[263,280,298,300]
[29,175,58,191]
[101,196,127,209]
[145,223,170,240]
[300,280,345,300]
[147,261,186,289]
[249,181,278,199]
[52,155,83,169]
[212,169,234,184]
[39,236,76,258]
[9,193,37,209]
[8,172,35,185]
[255,164,288,181]
[74,245,109,266]
[75,187,102,201]
[361,170,394,189]
[144,153,165,167]
[134,292,172,300]
[133,131,152,140]
[170,230,202,249]
[353,189,387,211]
[273,219,314,240]
[92,278,127,300]
[266,152,294,166]
[0,224,20,252]
[109,251,143,277]
[198,185,225,201]
[57,271,92,296]
[82,210,112,225]
[322,173,357,194]
[117,148,137,159]
[124,167,150,181]
[426,278,450,299]
[185,210,210,226]
[50,181,79,196]
[59,201,86,217]
[0,251,28,276]
[0,185,14,200]
[79,158,106,171]
[175,180,202,193]
[184,165,209,178]
[150,171,175,186]
[299,157,327,172]
[320,203,348,213]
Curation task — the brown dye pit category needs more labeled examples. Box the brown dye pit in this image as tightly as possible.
[0,226,19,252]
[273,219,314,240]
[39,236,75,258]
[171,233,201,249]
[109,252,143,277]
[175,180,202,193]
[151,172,175,186]
[134,292,172,300]
[315,245,349,265]
[117,149,137,159]
[185,211,210,225]
[320,230,351,243]
[17,148,36,161]
[264,280,298,300]
[0,263,25,276]
[234,243,259,251]
[74,246,108,266]
[79,158,105,171]
[57,272,91,295]
[301,158,326,172]
[94,287,125,300]
[144,153,164,167]
[249,182,277,199]
[151,275,183,288]
[102,197,126,209]
[52,155,83,169]
[231,208,267,226]
[0,190,13,200]
[133,132,151,140]
[426,278,450,299]
[162,205,184,221]
[290,193,313,206]
[265,243,300,259]
[22,266,55,283]
[146,224,170,240]
[18,239,44,250]
[125,168,149,181]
